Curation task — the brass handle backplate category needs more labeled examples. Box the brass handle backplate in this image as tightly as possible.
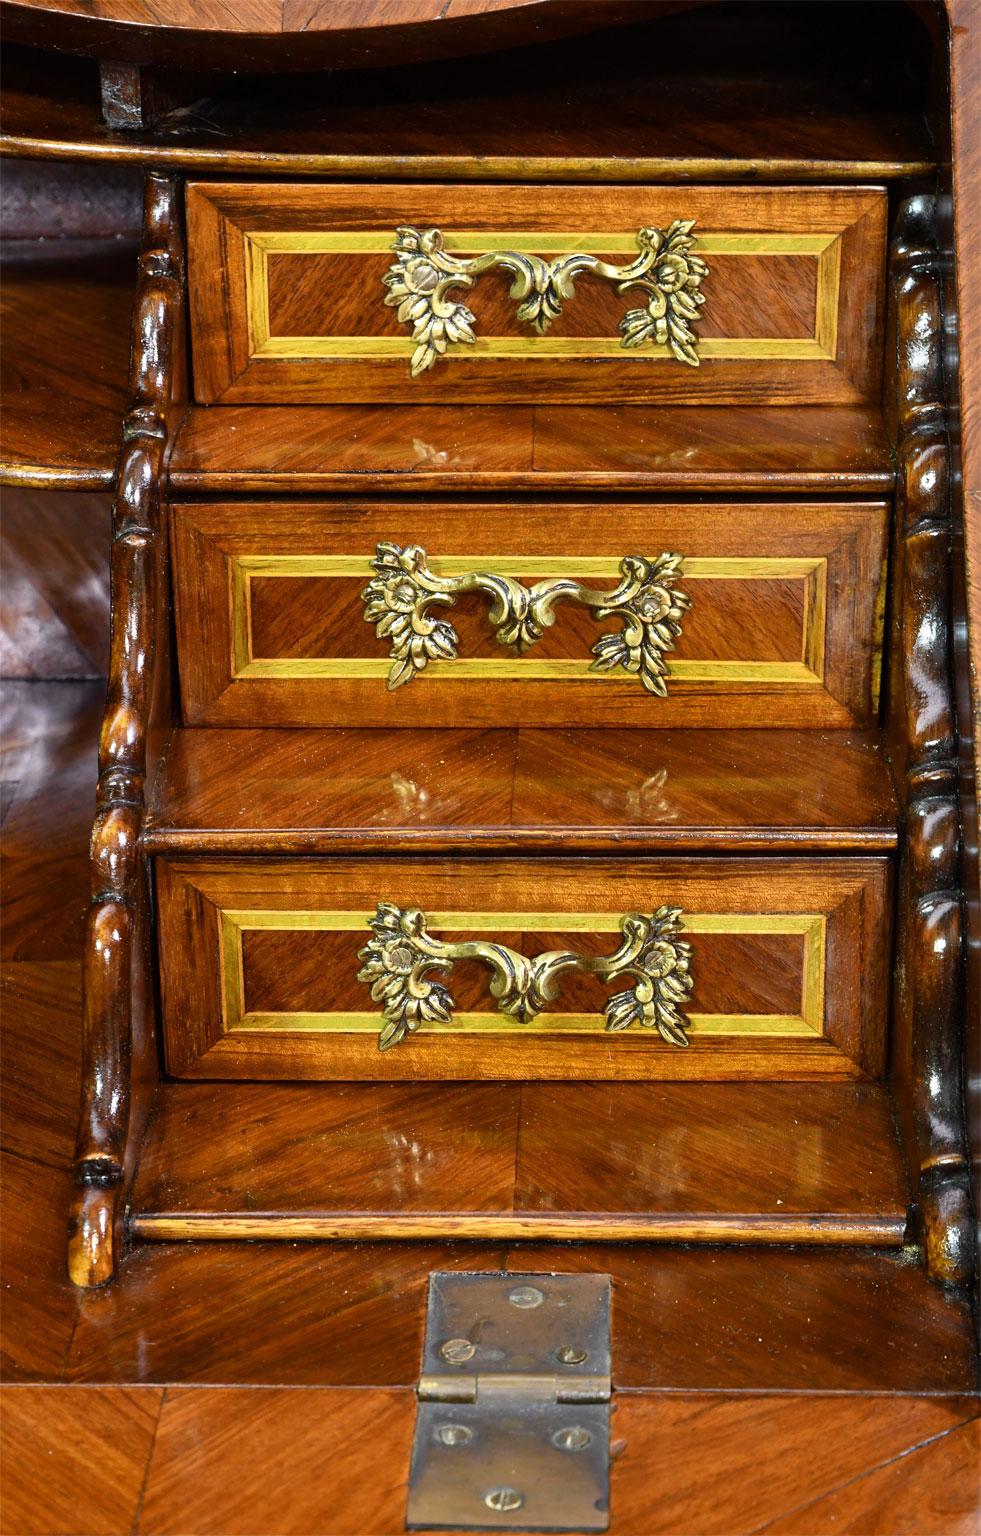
[383,222,708,376]
[361,543,690,695]
[357,904,693,1051]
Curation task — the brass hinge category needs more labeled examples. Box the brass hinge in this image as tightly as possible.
[407,1272,612,1532]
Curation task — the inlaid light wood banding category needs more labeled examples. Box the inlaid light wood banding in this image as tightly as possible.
[229,554,828,687]
[244,229,842,365]
[218,908,827,1040]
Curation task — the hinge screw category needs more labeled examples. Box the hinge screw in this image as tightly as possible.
[556,1345,589,1366]
[508,1285,544,1309]
[435,1423,473,1447]
[484,1488,524,1513]
[439,1337,476,1365]
[552,1426,593,1452]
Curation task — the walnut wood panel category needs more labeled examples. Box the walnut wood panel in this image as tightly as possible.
[169,403,894,495]
[143,726,899,856]
[0,13,935,176]
[186,183,886,405]
[59,1238,977,1391]
[171,499,888,729]
[0,239,136,490]
[154,857,891,1081]
[69,174,184,1290]
[0,1385,163,1535]
[0,490,110,678]
[129,1390,977,1536]
[129,1080,907,1242]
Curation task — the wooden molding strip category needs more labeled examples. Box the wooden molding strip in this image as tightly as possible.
[129,1210,908,1245]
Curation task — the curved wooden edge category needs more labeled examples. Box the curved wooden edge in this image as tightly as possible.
[889,194,974,1289]
[129,1212,909,1246]
[0,138,934,182]
[68,170,184,1289]
[0,462,116,491]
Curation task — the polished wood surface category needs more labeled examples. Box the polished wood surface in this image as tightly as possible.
[155,856,891,1081]
[0,239,135,490]
[171,499,888,729]
[187,182,886,405]
[0,490,110,677]
[170,403,895,495]
[129,1080,908,1245]
[0,0,689,70]
[885,197,973,1287]
[0,8,936,177]
[144,727,899,856]
[69,174,184,1289]
[1,1387,974,1536]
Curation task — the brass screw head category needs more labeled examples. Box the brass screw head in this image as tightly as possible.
[435,1423,473,1447]
[484,1488,524,1513]
[552,1426,592,1452]
[556,1346,589,1366]
[439,1337,476,1365]
[508,1285,544,1309]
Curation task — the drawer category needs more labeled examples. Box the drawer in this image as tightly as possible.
[186,182,887,405]
[156,856,891,1081]
[171,499,888,729]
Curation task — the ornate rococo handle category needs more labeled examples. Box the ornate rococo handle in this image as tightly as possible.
[357,904,694,1051]
[383,222,708,376]
[361,542,690,695]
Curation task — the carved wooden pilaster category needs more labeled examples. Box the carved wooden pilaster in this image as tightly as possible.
[889,195,973,1287]
[68,172,184,1287]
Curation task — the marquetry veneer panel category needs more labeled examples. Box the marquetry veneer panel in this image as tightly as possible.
[186,183,886,404]
[171,499,888,729]
[155,857,891,1081]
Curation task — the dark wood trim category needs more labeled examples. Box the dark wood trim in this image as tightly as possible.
[68,171,185,1288]
[888,193,973,1287]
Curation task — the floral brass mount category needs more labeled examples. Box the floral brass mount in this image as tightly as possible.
[361,542,690,695]
[357,903,694,1051]
[382,222,708,376]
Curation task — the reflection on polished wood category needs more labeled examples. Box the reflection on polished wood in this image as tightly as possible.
[170,403,895,494]
[144,727,898,855]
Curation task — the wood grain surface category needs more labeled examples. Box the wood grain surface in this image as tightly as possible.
[0,240,136,490]
[171,499,888,729]
[187,183,886,405]
[143,726,899,857]
[169,402,895,495]
[3,1387,973,1536]
[0,9,935,176]
[126,1078,909,1256]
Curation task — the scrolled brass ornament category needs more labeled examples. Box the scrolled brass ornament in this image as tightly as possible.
[361,542,690,695]
[382,222,708,376]
[357,903,693,1051]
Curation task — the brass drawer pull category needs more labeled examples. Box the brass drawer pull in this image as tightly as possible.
[383,223,708,376]
[362,542,690,695]
[358,904,693,1052]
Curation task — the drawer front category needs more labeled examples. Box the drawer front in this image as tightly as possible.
[186,183,886,405]
[172,499,888,729]
[156,857,891,1081]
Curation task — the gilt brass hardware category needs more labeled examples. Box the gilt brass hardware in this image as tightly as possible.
[383,222,708,375]
[361,542,690,695]
[357,903,693,1052]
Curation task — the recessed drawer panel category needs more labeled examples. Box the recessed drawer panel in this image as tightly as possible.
[156,856,891,1082]
[186,183,886,405]
[171,499,888,729]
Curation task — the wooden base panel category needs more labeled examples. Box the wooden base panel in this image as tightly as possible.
[131,1211,907,1246]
